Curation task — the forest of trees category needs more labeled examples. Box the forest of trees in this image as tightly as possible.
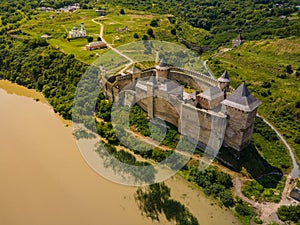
[1,0,299,47]
[99,0,300,46]
[0,36,87,119]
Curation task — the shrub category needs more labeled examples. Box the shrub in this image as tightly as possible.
[150,19,159,27]
[235,202,254,216]
[120,9,125,15]
[133,33,139,39]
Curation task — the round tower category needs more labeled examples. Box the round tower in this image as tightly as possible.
[218,71,231,92]
[155,58,170,79]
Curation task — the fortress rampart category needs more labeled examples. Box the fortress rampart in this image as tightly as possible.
[102,62,261,152]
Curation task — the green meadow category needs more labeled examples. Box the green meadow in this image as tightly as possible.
[208,37,300,163]
[18,8,178,64]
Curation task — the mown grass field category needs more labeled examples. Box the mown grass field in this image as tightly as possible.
[208,37,300,164]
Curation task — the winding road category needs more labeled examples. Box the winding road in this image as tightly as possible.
[203,49,300,224]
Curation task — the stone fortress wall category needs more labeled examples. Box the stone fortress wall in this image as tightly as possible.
[102,61,261,152]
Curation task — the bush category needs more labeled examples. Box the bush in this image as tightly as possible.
[142,34,149,40]
[133,33,139,39]
[150,19,159,27]
[235,202,254,216]
[147,28,154,38]
[171,28,176,35]
[277,205,300,222]
[285,65,293,74]
[120,9,125,15]
[219,190,235,207]
[295,136,300,144]
[87,36,93,43]
[261,81,271,88]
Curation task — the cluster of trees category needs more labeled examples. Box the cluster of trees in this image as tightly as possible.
[277,205,300,223]
[135,183,199,225]
[0,36,87,120]
[103,0,300,46]
[242,174,284,203]
[188,167,235,207]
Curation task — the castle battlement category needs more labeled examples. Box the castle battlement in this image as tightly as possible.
[102,64,261,152]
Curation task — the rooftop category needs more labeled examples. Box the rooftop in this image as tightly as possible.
[218,71,231,83]
[155,58,169,70]
[86,41,106,47]
[200,86,223,101]
[221,83,261,112]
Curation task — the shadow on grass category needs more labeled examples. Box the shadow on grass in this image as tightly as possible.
[217,143,283,188]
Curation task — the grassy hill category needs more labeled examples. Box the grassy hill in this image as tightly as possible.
[16,8,205,64]
[208,37,300,163]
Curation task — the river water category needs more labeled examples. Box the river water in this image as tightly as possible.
[0,80,240,225]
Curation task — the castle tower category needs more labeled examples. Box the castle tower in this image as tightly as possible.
[218,71,231,92]
[155,58,170,79]
[81,23,85,31]
[80,23,87,36]
[221,83,261,151]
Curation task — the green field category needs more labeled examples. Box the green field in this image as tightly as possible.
[17,8,179,64]
[208,38,300,164]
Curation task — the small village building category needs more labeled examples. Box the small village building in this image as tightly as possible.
[86,41,107,50]
[96,9,106,16]
[115,26,129,32]
[69,23,87,39]
[290,188,300,202]
[232,34,244,48]
[41,34,51,39]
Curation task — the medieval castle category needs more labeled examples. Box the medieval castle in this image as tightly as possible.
[102,60,261,152]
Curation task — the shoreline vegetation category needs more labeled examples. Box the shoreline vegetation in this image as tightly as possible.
[1,1,300,224]
[0,81,240,225]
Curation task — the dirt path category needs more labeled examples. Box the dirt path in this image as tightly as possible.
[91,17,134,73]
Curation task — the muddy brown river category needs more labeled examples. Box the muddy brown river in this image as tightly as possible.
[0,80,240,225]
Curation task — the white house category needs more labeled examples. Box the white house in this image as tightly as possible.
[69,23,87,39]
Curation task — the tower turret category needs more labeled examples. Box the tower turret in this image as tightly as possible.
[218,71,231,92]
[221,83,261,151]
[155,58,170,79]
[81,23,85,31]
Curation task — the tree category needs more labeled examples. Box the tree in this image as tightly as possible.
[133,33,139,39]
[87,36,93,43]
[97,36,102,41]
[142,34,149,41]
[147,28,154,38]
[285,65,293,74]
[150,19,159,27]
[120,9,125,15]
[219,190,235,207]
[171,28,176,35]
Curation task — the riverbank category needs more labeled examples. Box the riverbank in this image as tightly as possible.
[0,80,240,225]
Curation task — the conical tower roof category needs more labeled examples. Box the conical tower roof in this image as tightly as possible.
[221,83,261,112]
[155,58,169,70]
[218,71,231,83]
